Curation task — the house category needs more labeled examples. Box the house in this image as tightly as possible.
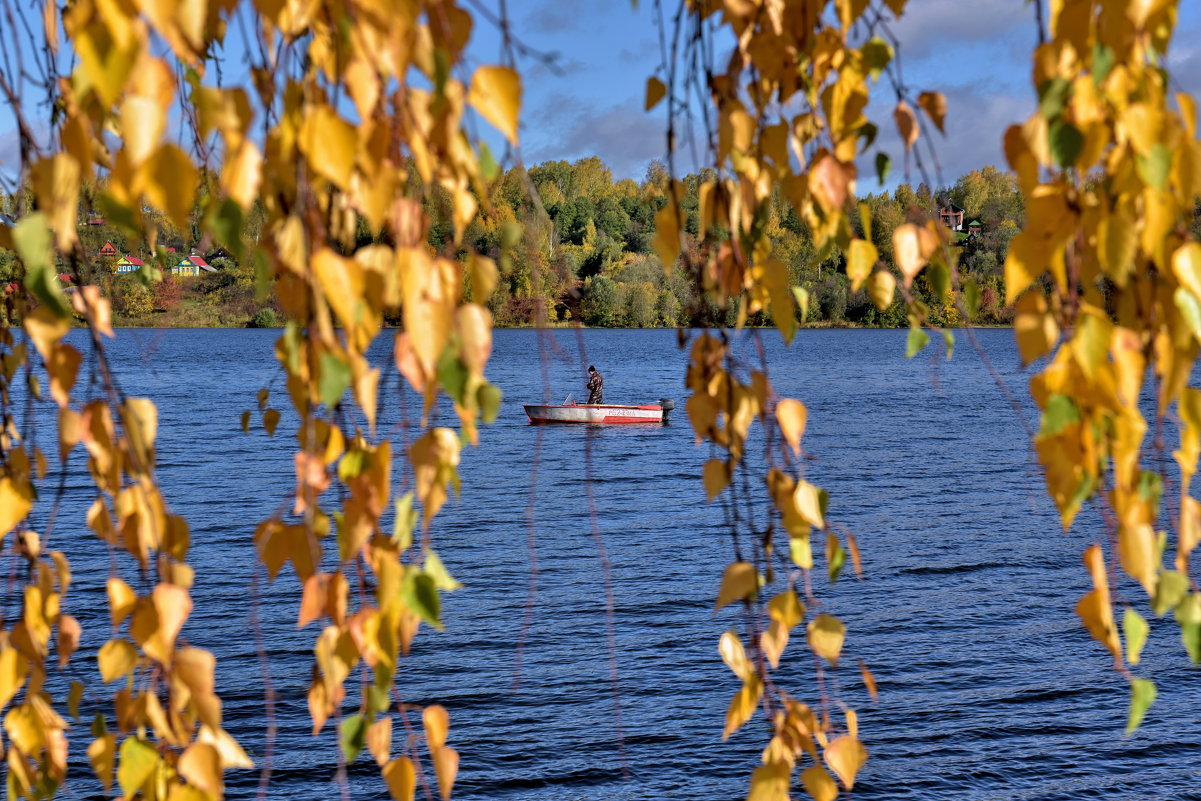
[98,241,119,258]
[172,254,215,277]
[938,203,965,231]
[114,255,144,274]
[968,219,983,235]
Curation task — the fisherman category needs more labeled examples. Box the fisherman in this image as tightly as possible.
[586,365,604,404]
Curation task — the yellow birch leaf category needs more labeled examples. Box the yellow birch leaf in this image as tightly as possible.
[98,639,138,682]
[715,562,758,610]
[151,583,192,659]
[653,201,681,272]
[25,305,68,361]
[117,737,158,799]
[88,734,117,792]
[456,304,493,377]
[178,742,222,795]
[222,140,263,208]
[58,407,81,461]
[824,735,868,789]
[300,106,356,189]
[367,716,392,767]
[197,725,254,769]
[718,631,754,681]
[107,578,137,626]
[703,458,730,501]
[1014,292,1059,365]
[793,480,825,527]
[645,76,666,111]
[383,757,416,801]
[0,478,32,539]
[917,91,947,133]
[468,66,521,144]
[892,223,934,287]
[146,145,198,231]
[432,746,458,801]
[467,254,498,302]
[776,399,808,456]
[1172,242,1201,300]
[894,100,919,150]
[846,239,877,292]
[807,614,846,664]
[747,761,790,801]
[801,765,838,801]
[57,614,81,667]
[121,397,158,470]
[769,589,804,628]
[1118,523,1157,595]
[47,344,81,407]
[0,649,28,710]
[869,270,896,310]
[722,676,762,739]
[859,658,878,701]
[423,704,450,750]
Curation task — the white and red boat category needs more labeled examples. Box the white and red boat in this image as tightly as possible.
[524,398,674,425]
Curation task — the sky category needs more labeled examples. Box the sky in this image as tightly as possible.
[478,0,1201,190]
[4,0,1201,191]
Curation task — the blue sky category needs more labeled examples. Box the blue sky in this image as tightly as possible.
[4,1,1201,190]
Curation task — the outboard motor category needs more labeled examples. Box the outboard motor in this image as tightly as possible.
[659,398,676,425]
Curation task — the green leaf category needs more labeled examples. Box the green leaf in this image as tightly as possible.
[857,121,878,151]
[436,352,468,406]
[1125,677,1156,734]
[68,681,84,720]
[964,278,981,318]
[1039,394,1080,436]
[318,352,351,407]
[477,382,502,424]
[1123,608,1150,665]
[91,713,108,738]
[861,36,893,80]
[1136,143,1172,190]
[402,572,442,629]
[204,198,246,263]
[1038,76,1073,121]
[478,141,499,181]
[1049,121,1083,168]
[117,737,158,799]
[875,153,891,185]
[424,549,463,591]
[942,329,955,360]
[1183,623,1201,664]
[393,493,418,551]
[1092,43,1115,84]
[905,327,929,359]
[367,683,391,717]
[339,714,368,764]
[826,533,845,583]
[15,214,70,319]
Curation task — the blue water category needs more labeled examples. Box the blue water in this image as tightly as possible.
[21,328,1201,800]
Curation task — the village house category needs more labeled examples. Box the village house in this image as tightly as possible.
[172,253,215,277]
[114,255,144,274]
[98,241,118,258]
[938,202,966,231]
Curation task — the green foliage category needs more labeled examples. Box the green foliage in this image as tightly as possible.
[248,308,279,328]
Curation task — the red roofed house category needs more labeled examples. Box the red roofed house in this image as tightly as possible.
[115,255,144,274]
[98,241,118,258]
[173,254,214,277]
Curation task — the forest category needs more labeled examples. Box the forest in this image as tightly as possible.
[0,161,1032,328]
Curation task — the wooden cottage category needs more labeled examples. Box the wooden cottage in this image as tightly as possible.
[172,254,214,277]
[98,241,119,258]
[114,255,144,274]
[938,203,965,231]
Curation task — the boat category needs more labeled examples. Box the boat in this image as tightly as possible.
[524,398,675,425]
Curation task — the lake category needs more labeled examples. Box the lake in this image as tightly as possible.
[29,327,1201,800]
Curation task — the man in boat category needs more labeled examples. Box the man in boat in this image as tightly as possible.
[586,365,604,404]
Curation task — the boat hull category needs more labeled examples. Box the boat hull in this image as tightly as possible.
[524,403,663,424]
